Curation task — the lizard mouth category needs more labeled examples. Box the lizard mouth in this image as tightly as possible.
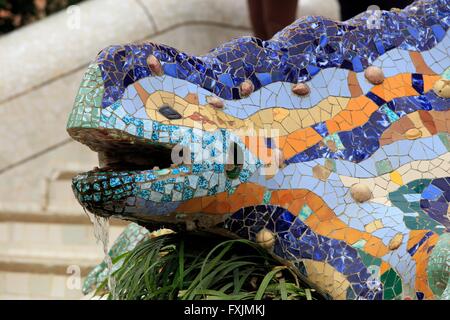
[67,127,196,219]
[67,127,244,220]
[68,127,189,176]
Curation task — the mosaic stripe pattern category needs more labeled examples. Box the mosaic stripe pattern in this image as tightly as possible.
[68,0,450,300]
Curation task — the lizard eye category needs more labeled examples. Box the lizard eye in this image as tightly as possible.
[225,142,244,179]
[158,105,182,120]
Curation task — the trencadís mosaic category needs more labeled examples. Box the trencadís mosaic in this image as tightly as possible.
[68,0,450,300]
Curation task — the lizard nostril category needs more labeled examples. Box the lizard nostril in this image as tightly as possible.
[158,104,182,120]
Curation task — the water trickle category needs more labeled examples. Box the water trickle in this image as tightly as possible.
[84,208,117,299]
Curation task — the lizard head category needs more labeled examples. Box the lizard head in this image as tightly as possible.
[67,45,271,230]
[69,0,450,300]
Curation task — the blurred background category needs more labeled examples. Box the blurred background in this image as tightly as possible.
[0,0,408,299]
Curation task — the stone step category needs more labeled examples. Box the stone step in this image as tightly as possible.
[0,216,127,299]
[0,214,127,281]
[0,218,125,254]
[0,271,85,300]
[0,212,130,299]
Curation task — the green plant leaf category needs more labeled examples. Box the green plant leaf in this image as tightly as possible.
[101,232,321,301]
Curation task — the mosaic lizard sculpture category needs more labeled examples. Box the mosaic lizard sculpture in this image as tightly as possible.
[67,0,450,300]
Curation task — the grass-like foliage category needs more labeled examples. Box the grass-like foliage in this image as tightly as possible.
[95,232,323,300]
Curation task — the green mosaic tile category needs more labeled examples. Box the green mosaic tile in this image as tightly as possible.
[380,104,400,122]
[352,239,367,249]
[375,159,393,175]
[357,249,382,267]
[427,233,450,299]
[380,268,403,300]
[323,133,344,150]
[389,179,445,235]
[438,133,450,151]
[67,62,104,129]
[298,204,313,221]
[262,190,272,204]
[443,66,450,80]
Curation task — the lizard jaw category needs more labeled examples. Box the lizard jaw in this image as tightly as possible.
[67,126,247,225]
[68,127,194,220]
